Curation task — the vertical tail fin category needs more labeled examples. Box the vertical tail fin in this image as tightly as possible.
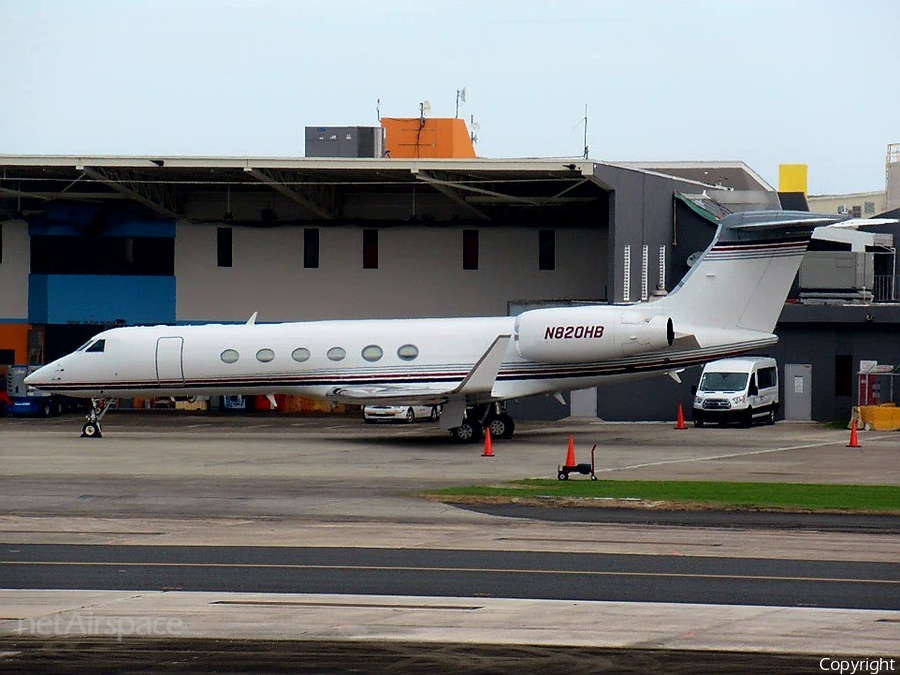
[659,211,845,333]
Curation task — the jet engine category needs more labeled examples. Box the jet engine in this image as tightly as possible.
[515,306,674,363]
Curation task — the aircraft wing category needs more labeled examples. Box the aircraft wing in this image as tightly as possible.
[327,384,456,406]
[327,335,512,408]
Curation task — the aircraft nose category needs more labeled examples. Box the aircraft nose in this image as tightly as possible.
[24,364,56,387]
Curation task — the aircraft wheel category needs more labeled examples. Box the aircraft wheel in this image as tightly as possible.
[82,422,102,438]
[557,471,568,481]
[488,414,515,440]
[452,419,482,443]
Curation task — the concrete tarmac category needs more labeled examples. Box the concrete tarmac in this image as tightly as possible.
[0,411,898,671]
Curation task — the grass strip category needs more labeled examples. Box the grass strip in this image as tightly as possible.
[427,480,900,513]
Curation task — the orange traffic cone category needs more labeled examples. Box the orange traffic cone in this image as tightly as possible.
[847,419,861,448]
[482,428,494,457]
[675,404,686,430]
[565,435,576,467]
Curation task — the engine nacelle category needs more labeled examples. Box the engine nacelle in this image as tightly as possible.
[515,306,674,363]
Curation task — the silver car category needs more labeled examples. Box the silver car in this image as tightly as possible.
[363,404,441,424]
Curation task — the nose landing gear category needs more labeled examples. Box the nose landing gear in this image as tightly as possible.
[82,398,110,438]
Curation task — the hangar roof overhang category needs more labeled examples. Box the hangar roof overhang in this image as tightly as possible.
[0,155,617,226]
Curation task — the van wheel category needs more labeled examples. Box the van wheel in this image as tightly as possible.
[741,408,753,428]
[693,418,704,428]
[766,408,776,425]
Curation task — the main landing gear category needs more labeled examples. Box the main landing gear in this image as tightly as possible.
[451,403,515,443]
[81,398,111,438]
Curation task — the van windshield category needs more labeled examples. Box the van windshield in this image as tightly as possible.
[699,372,748,392]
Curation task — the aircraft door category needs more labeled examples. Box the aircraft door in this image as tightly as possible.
[156,337,185,384]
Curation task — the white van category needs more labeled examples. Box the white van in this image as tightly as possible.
[693,357,779,427]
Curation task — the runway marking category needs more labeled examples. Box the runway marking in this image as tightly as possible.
[596,439,849,474]
[2,560,896,585]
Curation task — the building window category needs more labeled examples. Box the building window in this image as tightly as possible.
[835,354,853,397]
[30,236,174,275]
[851,205,862,218]
[539,229,555,270]
[304,228,319,269]
[217,227,233,268]
[463,230,479,270]
[327,346,346,361]
[220,349,239,364]
[291,347,311,362]
[256,348,275,363]
[837,205,846,214]
[864,201,875,214]
[361,345,383,362]
[363,229,378,269]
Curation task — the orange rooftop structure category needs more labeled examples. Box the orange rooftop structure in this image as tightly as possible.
[380,117,476,159]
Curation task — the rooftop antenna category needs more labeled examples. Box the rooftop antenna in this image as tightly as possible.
[469,113,480,145]
[419,100,431,128]
[376,98,381,122]
[583,103,589,159]
[455,87,466,118]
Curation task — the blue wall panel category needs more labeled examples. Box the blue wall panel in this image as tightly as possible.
[29,275,176,325]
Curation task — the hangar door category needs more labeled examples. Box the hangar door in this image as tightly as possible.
[156,337,185,384]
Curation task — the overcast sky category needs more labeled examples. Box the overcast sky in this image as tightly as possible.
[1,0,897,194]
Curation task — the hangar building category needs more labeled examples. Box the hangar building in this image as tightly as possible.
[2,143,898,423]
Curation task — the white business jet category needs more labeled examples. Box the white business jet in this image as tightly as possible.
[24,211,863,441]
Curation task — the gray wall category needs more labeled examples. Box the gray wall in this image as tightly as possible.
[0,219,29,320]
[594,165,718,302]
[175,222,608,322]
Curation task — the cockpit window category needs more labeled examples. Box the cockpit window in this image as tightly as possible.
[85,339,106,353]
[76,340,95,352]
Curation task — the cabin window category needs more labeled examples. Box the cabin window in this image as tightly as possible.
[327,347,346,361]
[220,349,239,364]
[397,344,419,361]
[256,348,275,363]
[463,229,479,270]
[85,339,106,353]
[304,228,319,269]
[362,345,383,362]
[291,347,311,362]
[539,229,556,270]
